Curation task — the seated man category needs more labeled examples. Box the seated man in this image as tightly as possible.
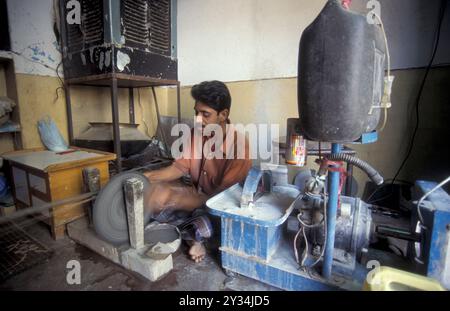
[144,80,252,263]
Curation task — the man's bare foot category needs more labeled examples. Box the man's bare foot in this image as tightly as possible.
[188,241,206,263]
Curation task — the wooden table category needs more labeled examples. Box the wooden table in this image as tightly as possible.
[3,147,116,239]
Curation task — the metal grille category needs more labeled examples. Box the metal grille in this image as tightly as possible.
[148,0,171,55]
[123,0,150,45]
[0,220,52,281]
[123,0,171,55]
[67,0,104,51]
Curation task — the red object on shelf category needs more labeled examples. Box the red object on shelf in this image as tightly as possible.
[56,149,78,155]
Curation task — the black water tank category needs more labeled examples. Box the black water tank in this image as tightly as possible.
[298,0,385,143]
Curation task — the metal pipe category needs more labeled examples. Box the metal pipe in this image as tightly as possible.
[177,81,181,123]
[129,88,135,124]
[64,83,74,145]
[376,225,421,242]
[0,192,97,225]
[345,163,353,196]
[322,143,341,279]
[111,77,122,171]
[327,153,383,185]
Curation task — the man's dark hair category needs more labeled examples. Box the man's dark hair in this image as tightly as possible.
[191,80,231,113]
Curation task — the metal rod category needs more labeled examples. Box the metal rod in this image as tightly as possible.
[129,88,135,124]
[58,0,73,146]
[111,77,122,171]
[0,192,97,225]
[376,225,421,242]
[177,81,181,123]
[322,143,341,279]
[345,163,353,196]
[64,83,74,145]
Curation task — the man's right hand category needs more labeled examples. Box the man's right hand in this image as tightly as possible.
[144,183,175,214]
[144,164,184,183]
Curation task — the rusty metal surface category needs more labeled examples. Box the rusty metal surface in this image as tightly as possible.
[66,0,104,52]
[121,0,171,56]
[65,73,178,87]
[60,1,179,172]
[0,221,53,281]
[60,1,177,81]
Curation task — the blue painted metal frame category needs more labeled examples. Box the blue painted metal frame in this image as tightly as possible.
[221,251,337,291]
[208,183,299,261]
[322,143,341,279]
[415,180,450,288]
[352,131,378,144]
[207,184,298,227]
[208,166,369,290]
[240,167,272,208]
[220,218,281,261]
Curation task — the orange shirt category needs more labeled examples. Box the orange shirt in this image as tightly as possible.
[172,123,252,196]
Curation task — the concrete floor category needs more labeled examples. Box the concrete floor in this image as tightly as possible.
[0,220,278,291]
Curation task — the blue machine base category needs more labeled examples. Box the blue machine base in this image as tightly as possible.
[207,183,367,291]
[219,240,365,291]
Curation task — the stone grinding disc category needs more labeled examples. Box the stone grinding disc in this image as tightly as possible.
[93,172,151,245]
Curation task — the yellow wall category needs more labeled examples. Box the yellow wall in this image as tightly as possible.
[168,67,450,195]
[4,66,449,195]
[12,74,168,150]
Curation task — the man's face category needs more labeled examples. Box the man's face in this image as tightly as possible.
[194,102,228,128]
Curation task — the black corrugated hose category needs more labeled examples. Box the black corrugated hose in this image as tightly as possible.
[326,154,384,186]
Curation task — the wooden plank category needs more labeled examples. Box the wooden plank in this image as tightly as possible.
[5,148,111,240]
[3,148,116,173]
[52,225,66,240]
[49,162,110,228]
[46,154,115,172]
[2,147,45,156]
[52,204,85,227]
[49,162,110,200]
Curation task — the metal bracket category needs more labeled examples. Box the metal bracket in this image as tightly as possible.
[240,167,273,209]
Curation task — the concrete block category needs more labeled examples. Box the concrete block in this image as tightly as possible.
[124,178,145,250]
[67,217,127,265]
[121,248,173,281]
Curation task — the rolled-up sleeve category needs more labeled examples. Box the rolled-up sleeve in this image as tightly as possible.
[214,134,252,194]
[215,158,252,194]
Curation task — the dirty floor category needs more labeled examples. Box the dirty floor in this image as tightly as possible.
[0,219,278,291]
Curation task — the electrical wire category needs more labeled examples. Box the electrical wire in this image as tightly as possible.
[10,50,58,71]
[11,47,66,105]
[307,191,328,269]
[364,178,413,204]
[294,191,328,269]
[301,226,309,266]
[391,0,447,185]
[53,86,65,105]
[297,212,324,228]
[55,61,64,87]
[293,224,302,266]
[416,176,450,225]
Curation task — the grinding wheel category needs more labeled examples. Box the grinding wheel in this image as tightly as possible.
[93,172,151,245]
